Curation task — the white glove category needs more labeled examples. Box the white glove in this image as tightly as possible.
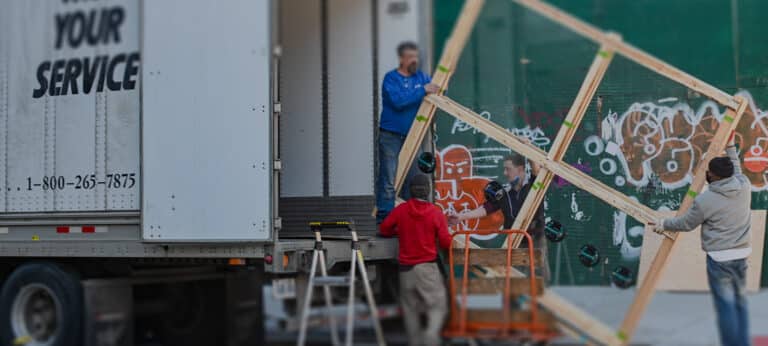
[652,219,665,234]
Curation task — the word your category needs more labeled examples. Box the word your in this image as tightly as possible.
[32,6,140,98]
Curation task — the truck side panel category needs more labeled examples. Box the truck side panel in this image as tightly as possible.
[1,0,141,213]
[141,0,272,241]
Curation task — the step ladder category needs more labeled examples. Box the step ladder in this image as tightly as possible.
[296,221,386,346]
[444,229,559,342]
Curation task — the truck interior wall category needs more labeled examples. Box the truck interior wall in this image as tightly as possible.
[279,0,428,237]
[327,0,375,197]
[278,0,324,198]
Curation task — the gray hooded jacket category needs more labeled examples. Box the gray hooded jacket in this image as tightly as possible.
[663,146,752,252]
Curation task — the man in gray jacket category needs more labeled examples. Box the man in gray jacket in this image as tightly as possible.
[654,133,752,346]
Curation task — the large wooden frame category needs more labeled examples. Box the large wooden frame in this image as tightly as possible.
[387,1,750,345]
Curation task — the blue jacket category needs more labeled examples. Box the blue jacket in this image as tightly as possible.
[380,69,431,136]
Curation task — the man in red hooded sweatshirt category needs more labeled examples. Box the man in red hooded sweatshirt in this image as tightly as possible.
[379,173,452,346]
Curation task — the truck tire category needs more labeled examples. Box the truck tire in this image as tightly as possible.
[0,262,83,346]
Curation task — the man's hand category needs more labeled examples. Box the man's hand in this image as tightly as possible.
[424,83,440,94]
[651,219,666,234]
[447,213,462,226]
[727,130,736,147]
[518,137,540,174]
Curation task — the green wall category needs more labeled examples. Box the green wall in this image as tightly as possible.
[433,0,768,286]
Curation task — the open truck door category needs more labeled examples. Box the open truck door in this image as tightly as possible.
[141,0,273,241]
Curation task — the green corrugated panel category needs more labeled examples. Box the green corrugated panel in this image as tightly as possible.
[433,0,768,287]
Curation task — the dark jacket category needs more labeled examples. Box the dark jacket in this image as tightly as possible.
[482,175,545,246]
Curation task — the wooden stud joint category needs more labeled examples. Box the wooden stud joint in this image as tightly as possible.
[597,50,612,58]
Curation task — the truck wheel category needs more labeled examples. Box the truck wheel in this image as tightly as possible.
[0,262,82,346]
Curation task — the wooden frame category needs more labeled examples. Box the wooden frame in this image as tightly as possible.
[371,0,484,217]
[507,39,616,248]
[388,0,749,344]
[393,0,485,196]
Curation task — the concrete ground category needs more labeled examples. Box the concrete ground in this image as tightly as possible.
[551,286,768,346]
[264,285,768,345]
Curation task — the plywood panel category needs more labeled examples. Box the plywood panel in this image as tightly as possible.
[638,210,766,292]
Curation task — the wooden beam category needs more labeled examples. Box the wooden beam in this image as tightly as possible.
[452,248,543,267]
[538,290,623,345]
[462,277,544,295]
[508,42,616,248]
[618,96,749,342]
[426,94,661,224]
[464,309,556,324]
[392,0,485,196]
[510,0,739,110]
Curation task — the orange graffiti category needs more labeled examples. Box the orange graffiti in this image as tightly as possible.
[611,91,768,190]
[434,145,504,233]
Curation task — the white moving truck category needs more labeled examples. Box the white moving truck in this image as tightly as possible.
[0,0,430,344]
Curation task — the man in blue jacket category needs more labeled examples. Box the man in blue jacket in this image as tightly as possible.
[376,41,439,224]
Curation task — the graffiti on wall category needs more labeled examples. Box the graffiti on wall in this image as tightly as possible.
[434,145,504,240]
[436,92,767,255]
[450,111,552,148]
[590,90,768,191]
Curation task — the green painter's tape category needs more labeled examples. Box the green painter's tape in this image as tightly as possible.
[724,115,734,123]
[686,190,698,198]
[598,50,612,58]
[437,65,450,73]
[617,331,627,341]
[563,120,574,129]
[415,115,428,122]
[532,182,544,191]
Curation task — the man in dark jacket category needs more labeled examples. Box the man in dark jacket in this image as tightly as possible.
[379,174,451,346]
[447,152,548,281]
[447,152,545,247]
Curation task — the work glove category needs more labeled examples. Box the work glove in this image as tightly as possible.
[652,219,666,234]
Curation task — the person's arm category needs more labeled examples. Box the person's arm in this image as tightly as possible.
[530,159,541,177]
[448,205,489,226]
[378,207,399,237]
[662,199,708,232]
[436,211,452,250]
[726,135,742,176]
[529,203,545,236]
[382,74,426,111]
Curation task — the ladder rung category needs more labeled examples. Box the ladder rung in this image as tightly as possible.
[313,276,351,286]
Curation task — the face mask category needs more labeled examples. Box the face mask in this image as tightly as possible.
[509,176,520,187]
[407,62,418,74]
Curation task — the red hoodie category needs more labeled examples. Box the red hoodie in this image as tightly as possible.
[379,199,452,266]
